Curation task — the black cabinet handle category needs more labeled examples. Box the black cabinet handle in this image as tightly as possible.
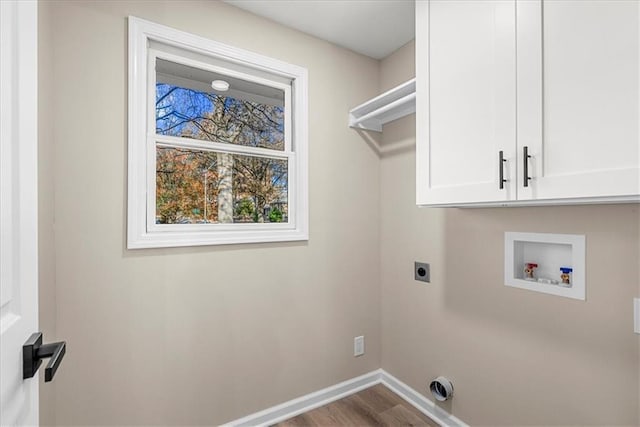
[499,150,507,189]
[23,332,66,382]
[523,146,532,187]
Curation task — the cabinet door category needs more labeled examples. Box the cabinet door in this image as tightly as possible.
[416,0,516,206]
[517,0,640,202]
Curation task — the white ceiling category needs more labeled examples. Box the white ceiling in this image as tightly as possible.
[224,0,415,60]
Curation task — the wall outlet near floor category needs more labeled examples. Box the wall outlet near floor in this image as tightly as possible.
[414,262,430,283]
[634,298,640,334]
[354,336,365,357]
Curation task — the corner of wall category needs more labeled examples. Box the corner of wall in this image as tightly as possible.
[376,38,417,373]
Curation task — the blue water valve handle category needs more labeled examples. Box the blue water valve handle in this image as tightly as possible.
[560,267,573,274]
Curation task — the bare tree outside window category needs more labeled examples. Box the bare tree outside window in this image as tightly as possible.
[155,83,288,224]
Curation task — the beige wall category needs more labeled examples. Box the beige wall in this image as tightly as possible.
[39,2,640,425]
[38,1,381,425]
[380,42,640,425]
[38,1,57,424]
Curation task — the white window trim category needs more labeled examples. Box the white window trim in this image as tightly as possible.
[127,16,309,249]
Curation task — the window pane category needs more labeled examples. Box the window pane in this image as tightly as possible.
[156,147,288,224]
[155,59,285,151]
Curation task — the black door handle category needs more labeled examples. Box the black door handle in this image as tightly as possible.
[23,332,66,382]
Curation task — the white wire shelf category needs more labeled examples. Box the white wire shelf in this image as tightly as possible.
[348,78,416,132]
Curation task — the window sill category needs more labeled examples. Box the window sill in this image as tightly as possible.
[127,227,309,249]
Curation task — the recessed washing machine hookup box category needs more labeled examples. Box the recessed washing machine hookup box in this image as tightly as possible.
[504,232,586,301]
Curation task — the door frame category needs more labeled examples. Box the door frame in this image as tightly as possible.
[0,0,39,425]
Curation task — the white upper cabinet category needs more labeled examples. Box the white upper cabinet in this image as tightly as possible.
[416,0,517,205]
[417,0,640,207]
[518,0,639,201]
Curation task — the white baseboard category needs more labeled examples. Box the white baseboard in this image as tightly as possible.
[380,371,468,427]
[221,369,467,427]
[221,370,382,427]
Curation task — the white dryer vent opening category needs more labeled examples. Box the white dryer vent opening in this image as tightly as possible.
[429,377,454,402]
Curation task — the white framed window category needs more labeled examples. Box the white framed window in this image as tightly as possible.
[128,17,308,249]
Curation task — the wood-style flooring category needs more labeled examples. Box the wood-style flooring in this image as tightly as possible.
[273,384,439,427]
